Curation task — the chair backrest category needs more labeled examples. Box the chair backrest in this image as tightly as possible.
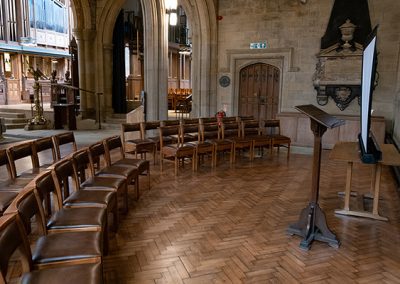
[52,132,78,161]
[181,118,199,125]
[159,125,180,148]
[199,117,217,124]
[33,170,63,215]
[161,120,180,127]
[6,141,39,179]
[140,121,161,139]
[242,120,261,137]
[238,115,254,122]
[222,116,237,124]
[0,213,33,283]
[200,122,219,141]
[121,123,142,143]
[71,148,93,183]
[51,158,80,200]
[103,136,125,166]
[221,122,240,139]
[0,149,13,180]
[180,124,200,143]
[33,137,57,167]
[88,142,108,175]
[264,119,281,135]
[4,185,45,236]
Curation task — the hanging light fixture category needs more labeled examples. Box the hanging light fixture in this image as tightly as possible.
[166,0,178,26]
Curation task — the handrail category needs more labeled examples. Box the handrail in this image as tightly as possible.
[51,83,96,94]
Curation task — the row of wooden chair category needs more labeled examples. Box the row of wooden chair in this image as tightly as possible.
[0,132,80,216]
[0,134,150,283]
[121,117,291,176]
[121,116,255,160]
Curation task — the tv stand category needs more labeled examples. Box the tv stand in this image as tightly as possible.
[287,105,344,250]
[330,142,400,221]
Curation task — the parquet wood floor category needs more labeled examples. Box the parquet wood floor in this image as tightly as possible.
[101,151,400,283]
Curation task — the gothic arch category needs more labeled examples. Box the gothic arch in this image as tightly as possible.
[77,0,217,120]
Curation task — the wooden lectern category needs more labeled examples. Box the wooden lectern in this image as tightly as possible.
[287,104,344,250]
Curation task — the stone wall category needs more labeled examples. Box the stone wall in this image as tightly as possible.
[217,0,400,134]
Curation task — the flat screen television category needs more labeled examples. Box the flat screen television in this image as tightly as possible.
[358,25,381,163]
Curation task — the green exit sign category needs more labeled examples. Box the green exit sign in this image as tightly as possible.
[250,42,267,49]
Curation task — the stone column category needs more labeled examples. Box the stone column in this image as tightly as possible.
[83,29,96,118]
[72,28,87,115]
[103,44,114,118]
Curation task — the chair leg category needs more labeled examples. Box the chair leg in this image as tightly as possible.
[135,176,139,201]
[174,157,178,176]
[192,153,196,172]
[160,153,163,172]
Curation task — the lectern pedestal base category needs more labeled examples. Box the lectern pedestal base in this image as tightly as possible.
[287,202,340,250]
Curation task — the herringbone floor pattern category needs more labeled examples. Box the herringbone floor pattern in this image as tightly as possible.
[102,151,400,284]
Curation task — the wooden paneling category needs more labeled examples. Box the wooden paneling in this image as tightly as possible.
[278,112,385,149]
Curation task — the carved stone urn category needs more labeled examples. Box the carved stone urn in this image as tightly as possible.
[339,19,356,49]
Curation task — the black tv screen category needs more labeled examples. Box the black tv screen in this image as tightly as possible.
[359,25,381,163]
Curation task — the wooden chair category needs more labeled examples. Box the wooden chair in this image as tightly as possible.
[103,135,150,199]
[180,122,199,143]
[0,149,28,215]
[121,123,157,165]
[32,137,57,168]
[140,121,163,150]
[242,120,271,159]
[4,187,103,270]
[202,122,233,166]
[159,125,196,175]
[51,158,119,232]
[221,121,253,163]
[185,123,215,170]
[73,147,130,214]
[264,119,291,160]
[52,131,78,161]
[0,213,103,284]
[6,141,44,180]
[32,170,109,255]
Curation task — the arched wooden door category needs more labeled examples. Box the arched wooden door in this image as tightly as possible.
[239,63,280,120]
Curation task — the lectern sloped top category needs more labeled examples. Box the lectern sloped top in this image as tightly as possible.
[295,104,345,129]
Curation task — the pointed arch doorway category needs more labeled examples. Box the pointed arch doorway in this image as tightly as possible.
[239,63,280,120]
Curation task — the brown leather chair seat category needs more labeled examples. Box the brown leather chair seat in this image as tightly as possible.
[31,230,102,265]
[21,262,103,284]
[34,170,109,254]
[4,188,103,270]
[104,135,151,198]
[73,147,129,213]
[0,213,103,284]
[51,158,119,232]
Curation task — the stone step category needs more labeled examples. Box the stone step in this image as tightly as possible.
[5,123,27,130]
[0,112,26,118]
[3,117,29,124]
